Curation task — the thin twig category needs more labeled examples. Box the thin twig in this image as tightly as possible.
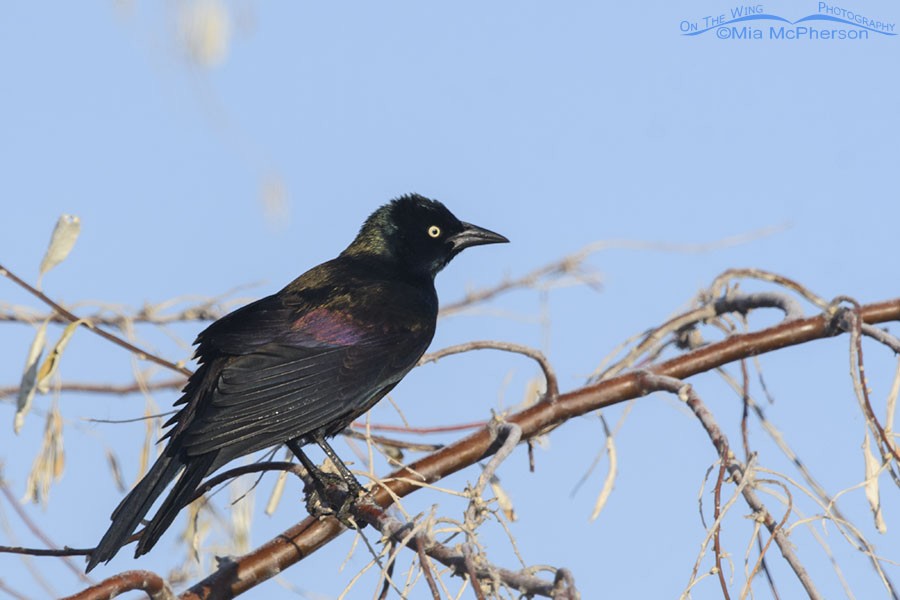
[420,341,558,401]
[837,300,900,464]
[713,459,731,600]
[352,498,574,599]
[636,372,823,600]
[0,480,93,582]
[0,264,191,377]
[464,422,522,529]
[415,536,441,599]
[0,378,186,402]
[342,429,444,453]
[0,579,30,600]
[463,545,487,600]
[592,291,806,383]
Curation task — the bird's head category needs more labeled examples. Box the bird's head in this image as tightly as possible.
[342,194,508,278]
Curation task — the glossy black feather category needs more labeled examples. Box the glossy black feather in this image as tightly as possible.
[86,194,507,572]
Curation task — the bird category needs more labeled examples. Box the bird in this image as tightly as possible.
[86,193,508,572]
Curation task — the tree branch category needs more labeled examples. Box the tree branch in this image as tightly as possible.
[60,571,174,600]
[176,298,900,599]
[635,373,821,600]
[0,264,191,377]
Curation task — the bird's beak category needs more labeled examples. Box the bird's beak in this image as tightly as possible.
[449,222,510,251]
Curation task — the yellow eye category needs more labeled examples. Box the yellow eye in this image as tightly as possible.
[427,225,441,238]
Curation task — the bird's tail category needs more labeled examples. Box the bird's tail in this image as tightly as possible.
[134,452,215,558]
[86,451,184,572]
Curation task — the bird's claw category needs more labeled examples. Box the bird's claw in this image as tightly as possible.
[303,471,367,529]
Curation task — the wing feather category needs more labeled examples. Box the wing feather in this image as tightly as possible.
[167,274,437,461]
[180,332,426,458]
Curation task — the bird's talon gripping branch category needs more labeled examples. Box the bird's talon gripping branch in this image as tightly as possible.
[300,468,366,529]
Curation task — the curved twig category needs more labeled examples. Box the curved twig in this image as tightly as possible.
[59,570,174,600]
[635,372,822,600]
[420,341,558,401]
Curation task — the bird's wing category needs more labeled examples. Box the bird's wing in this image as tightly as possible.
[174,303,431,459]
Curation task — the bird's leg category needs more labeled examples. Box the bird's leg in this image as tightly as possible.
[313,434,365,497]
[286,439,324,483]
[312,434,368,525]
[285,439,339,516]
[286,437,363,529]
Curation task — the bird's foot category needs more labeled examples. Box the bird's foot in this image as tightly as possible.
[303,471,367,529]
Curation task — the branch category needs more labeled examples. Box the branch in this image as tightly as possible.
[0,479,93,583]
[593,290,806,382]
[60,571,174,600]
[420,341,558,400]
[0,378,187,402]
[354,494,577,599]
[636,373,821,599]
[176,298,900,599]
[0,264,191,377]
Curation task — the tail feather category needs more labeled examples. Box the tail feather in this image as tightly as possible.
[86,452,183,572]
[135,452,217,558]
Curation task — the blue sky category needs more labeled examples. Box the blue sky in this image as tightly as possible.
[1,2,899,598]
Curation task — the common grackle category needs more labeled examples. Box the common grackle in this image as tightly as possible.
[86,194,507,571]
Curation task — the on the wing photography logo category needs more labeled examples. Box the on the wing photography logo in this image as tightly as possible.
[680,2,895,40]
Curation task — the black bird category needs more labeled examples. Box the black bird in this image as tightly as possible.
[86,194,507,572]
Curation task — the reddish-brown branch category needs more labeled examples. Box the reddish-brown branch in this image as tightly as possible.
[60,571,174,600]
[174,298,899,599]
[0,378,187,401]
[349,420,486,434]
[416,536,441,599]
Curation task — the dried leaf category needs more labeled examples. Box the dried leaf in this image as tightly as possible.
[182,500,207,565]
[489,474,517,522]
[884,357,899,444]
[590,434,618,521]
[38,214,81,285]
[14,321,48,434]
[138,397,161,482]
[35,319,86,394]
[22,402,65,506]
[231,479,253,553]
[260,174,290,230]
[378,443,404,462]
[178,0,231,68]
[266,468,288,516]
[105,449,126,493]
[863,431,887,533]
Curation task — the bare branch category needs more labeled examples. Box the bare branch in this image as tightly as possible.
[0,479,93,583]
[352,498,577,599]
[421,341,558,401]
[0,378,186,402]
[635,372,822,600]
[415,536,441,599]
[59,570,174,600]
[175,298,900,599]
[0,264,191,377]
[465,422,521,529]
[593,290,807,382]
